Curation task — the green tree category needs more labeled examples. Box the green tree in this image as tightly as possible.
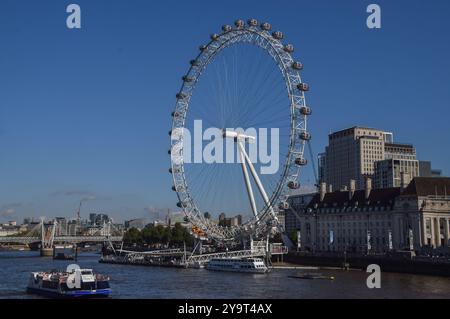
[182,227,195,246]
[123,227,142,244]
[141,225,155,244]
[171,222,185,245]
[271,232,282,243]
[161,225,172,244]
[289,230,298,244]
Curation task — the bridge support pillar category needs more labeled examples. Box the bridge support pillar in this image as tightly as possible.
[40,247,53,257]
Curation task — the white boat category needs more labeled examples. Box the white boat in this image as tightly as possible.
[26,268,111,298]
[206,257,269,273]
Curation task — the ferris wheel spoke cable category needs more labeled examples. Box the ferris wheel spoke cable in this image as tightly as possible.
[237,81,287,127]
[238,53,283,111]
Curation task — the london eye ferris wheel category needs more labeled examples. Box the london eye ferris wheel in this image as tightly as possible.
[169,19,311,243]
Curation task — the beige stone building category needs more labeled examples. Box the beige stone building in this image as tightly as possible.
[288,177,450,254]
[321,127,391,190]
[374,160,420,189]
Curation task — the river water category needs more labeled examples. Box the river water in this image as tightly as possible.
[1,251,450,299]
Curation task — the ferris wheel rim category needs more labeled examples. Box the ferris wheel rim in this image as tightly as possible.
[169,20,310,242]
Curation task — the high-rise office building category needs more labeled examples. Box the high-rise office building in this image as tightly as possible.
[321,127,391,190]
[384,143,416,160]
[55,217,68,236]
[320,126,434,190]
[374,142,420,188]
[374,159,420,189]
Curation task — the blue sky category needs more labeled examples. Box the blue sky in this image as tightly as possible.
[1,0,449,223]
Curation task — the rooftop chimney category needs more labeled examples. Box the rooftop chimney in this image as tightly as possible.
[320,182,326,202]
[349,179,356,200]
[365,177,372,200]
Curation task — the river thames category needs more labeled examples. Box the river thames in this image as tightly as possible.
[1,251,450,299]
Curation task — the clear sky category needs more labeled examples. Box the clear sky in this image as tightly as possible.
[1,0,449,223]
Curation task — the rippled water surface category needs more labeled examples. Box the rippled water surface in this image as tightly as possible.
[1,251,450,299]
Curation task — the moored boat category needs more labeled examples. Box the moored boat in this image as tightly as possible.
[26,268,111,298]
[288,273,335,280]
[206,257,269,273]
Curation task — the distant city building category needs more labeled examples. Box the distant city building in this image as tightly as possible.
[124,218,149,230]
[419,161,442,178]
[217,213,243,227]
[287,177,450,254]
[67,220,78,236]
[55,217,68,236]
[113,223,125,233]
[89,213,111,226]
[169,212,186,224]
[23,217,35,225]
[0,227,20,237]
[0,222,27,237]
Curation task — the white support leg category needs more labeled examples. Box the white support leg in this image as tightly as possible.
[239,142,278,222]
[238,141,259,221]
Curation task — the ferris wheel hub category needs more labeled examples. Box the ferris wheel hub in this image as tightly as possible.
[222,129,256,143]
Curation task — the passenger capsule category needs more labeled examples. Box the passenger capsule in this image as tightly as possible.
[182,75,193,82]
[292,61,303,70]
[168,149,171,155]
[172,185,183,191]
[300,131,312,141]
[272,31,283,40]
[176,201,187,208]
[299,106,312,116]
[278,202,290,210]
[199,45,207,52]
[222,25,232,32]
[297,83,309,91]
[190,59,200,67]
[234,19,245,28]
[168,130,172,136]
[288,181,300,190]
[171,111,180,118]
[210,33,219,41]
[247,19,258,27]
[260,22,271,31]
[283,44,294,53]
[169,168,173,174]
[295,157,308,166]
[176,92,187,99]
